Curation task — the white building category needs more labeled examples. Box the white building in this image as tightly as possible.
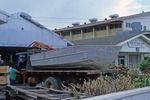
[55,11,150,41]
[123,12,150,31]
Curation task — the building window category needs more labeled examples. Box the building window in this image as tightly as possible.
[72,30,81,35]
[109,23,122,29]
[95,25,106,31]
[83,27,93,33]
[144,26,147,31]
[57,32,62,36]
[118,56,125,65]
[61,31,70,36]
[126,22,131,28]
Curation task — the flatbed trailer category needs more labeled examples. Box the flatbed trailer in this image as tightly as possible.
[19,67,118,90]
[5,85,76,100]
[20,68,104,89]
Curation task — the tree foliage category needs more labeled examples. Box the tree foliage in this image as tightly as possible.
[139,57,150,72]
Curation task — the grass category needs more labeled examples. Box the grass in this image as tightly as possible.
[82,75,134,97]
[64,68,150,98]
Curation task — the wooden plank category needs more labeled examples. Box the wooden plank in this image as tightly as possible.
[0,92,5,100]
[7,85,61,100]
[36,86,70,94]
[28,89,49,94]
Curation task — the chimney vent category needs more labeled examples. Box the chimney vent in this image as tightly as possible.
[72,22,80,26]
[89,18,98,23]
[109,14,119,19]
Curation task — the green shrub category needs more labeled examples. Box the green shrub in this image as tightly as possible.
[133,74,150,88]
[127,69,139,78]
[139,58,150,72]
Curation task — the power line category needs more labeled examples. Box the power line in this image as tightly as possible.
[33,19,78,23]
[33,16,90,20]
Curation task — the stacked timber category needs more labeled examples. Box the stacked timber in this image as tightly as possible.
[6,85,76,100]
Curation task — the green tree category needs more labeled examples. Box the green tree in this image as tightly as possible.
[139,57,150,72]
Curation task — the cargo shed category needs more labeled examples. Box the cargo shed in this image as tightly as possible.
[0,10,73,64]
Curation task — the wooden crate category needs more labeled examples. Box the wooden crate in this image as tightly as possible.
[0,66,9,73]
[0,66,9,85]
[0,75,7,85]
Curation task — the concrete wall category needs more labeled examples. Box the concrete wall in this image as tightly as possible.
[73,34,82,40]
[83,32,94,39]
[109,28,122,36]
[83,86,150,100]
[64,35,71,41]
[95,30,108,37]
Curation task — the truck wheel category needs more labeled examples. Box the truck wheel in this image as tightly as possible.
[27,77,37,86]
[44,77,61,90]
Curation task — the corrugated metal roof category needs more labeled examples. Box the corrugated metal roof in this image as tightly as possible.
[0,12,73,48]
[73,31,142,45]
[20,12,74,46]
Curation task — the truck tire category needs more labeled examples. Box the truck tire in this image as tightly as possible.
[27,76,37,86]
[44,77,61,90]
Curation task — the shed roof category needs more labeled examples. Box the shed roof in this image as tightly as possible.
[0,12,73,48]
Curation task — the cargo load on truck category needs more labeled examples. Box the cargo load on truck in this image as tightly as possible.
[30,45,121,70]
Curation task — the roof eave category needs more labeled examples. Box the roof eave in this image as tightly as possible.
[54,18,123,32]
[116,33,147,46]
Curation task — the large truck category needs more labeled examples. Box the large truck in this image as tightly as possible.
[17,45,120,89]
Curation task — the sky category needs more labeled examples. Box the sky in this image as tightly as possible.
[0,0,150,29]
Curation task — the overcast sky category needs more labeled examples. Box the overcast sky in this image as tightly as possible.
[0,0,150,29]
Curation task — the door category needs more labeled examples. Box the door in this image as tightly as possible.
[128,55,141,68]
[118,56,125,65]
